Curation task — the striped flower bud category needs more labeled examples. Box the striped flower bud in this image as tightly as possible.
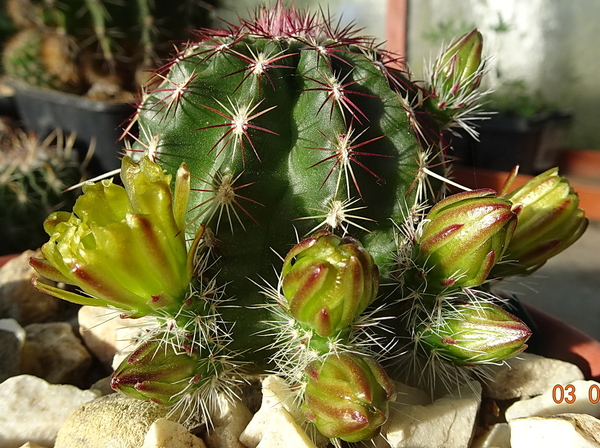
[30,156,193,318]
[417,301,531,366]
[425,29,485,124]
[413,189,517,294]
[281,230,378,337]
[303,353,395,442]
[111,339,200,406]
[493,167,588,276]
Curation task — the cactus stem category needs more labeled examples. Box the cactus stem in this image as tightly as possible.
[195,98,278,165]
[308,127,389,199]
[189,170,263,233]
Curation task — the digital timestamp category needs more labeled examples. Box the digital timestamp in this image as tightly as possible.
[552,384,600,404]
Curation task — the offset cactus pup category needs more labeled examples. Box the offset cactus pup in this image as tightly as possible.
[28,1,588,444]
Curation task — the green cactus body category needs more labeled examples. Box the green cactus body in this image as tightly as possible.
[132,16,426,360]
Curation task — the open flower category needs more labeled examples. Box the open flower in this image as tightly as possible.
[281,230,378,337]
[30,156,194,318]
[417,301,531,366]
[303,352,395,442]
[412,189,517,294]
[493,167,588,276]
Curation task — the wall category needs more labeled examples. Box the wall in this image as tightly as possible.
[406,0,600,149]
[214,0,387,42]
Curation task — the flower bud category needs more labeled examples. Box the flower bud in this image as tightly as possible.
[493,167,588,276]
[303,353,395,442]
[417,301,531,366]
[29,156,193,318]
[425,29,485,124]
[413,189,517,293]
[111,339,200,406]
[281,230,378,337]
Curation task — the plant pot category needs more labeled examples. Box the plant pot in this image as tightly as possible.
[451,111,573,175]
[8,81,136,176]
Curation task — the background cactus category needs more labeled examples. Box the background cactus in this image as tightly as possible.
[30,1,588,444]
[0,121,85,255]
[3,0,220,97]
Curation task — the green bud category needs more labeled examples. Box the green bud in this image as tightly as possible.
[303,353,395,443]
[413,189,517,293]
[425,29,485,124]
[417,301,531,366]
[111,339,200,406]
[30,156,193,318]
[493,167,588,276]
[281,230,379,337]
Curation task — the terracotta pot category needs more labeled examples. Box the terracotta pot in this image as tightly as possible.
[524,303,600,382]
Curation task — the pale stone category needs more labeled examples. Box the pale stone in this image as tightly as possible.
[483,353,584,400]
[0,374,100,448]
[141,418,207,448]
[394,381,431,406]
[54,393,168,448]
[240,375,324,448]
[20,322,92,387]
[383,381,482,448]
[78,305,143,371]
[17,443,50,448]
[0,318,24,382]
[506,379,600,421]
[203,394,253,448]
[470,423,511,448]
[0,250,63,325]
[510,414,600,448]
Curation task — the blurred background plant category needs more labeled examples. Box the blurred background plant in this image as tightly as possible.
[0,118,87,255]
[1,0,221,101]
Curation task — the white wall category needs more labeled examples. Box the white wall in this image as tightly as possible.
[407,0,600,149]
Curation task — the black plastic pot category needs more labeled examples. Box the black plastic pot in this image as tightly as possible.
[451,111,572,175]
[8,81,136,176]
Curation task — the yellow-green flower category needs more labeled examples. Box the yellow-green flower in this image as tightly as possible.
[30,156,194,318]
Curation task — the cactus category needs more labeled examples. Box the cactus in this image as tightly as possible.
[0,125,84,254]
[3,0,220,96]
[30,1,588,444]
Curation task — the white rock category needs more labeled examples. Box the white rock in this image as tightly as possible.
[54,393,168,448]
[203,394,253,448]
[0,317,26,345]
[470,423,510,448]
[0,250,63,325]
[0,318,25,382]
[506,379,600,421]
[393,381,431,406]
[383,380,482,448]
[0,374,100,448]
[78,306,143,371]
[483,353,584,400]
[141,418,207,448]
[240,375,323,448]
[20,322,92,387]
[17,443,50,448]
[510,413,600,448]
